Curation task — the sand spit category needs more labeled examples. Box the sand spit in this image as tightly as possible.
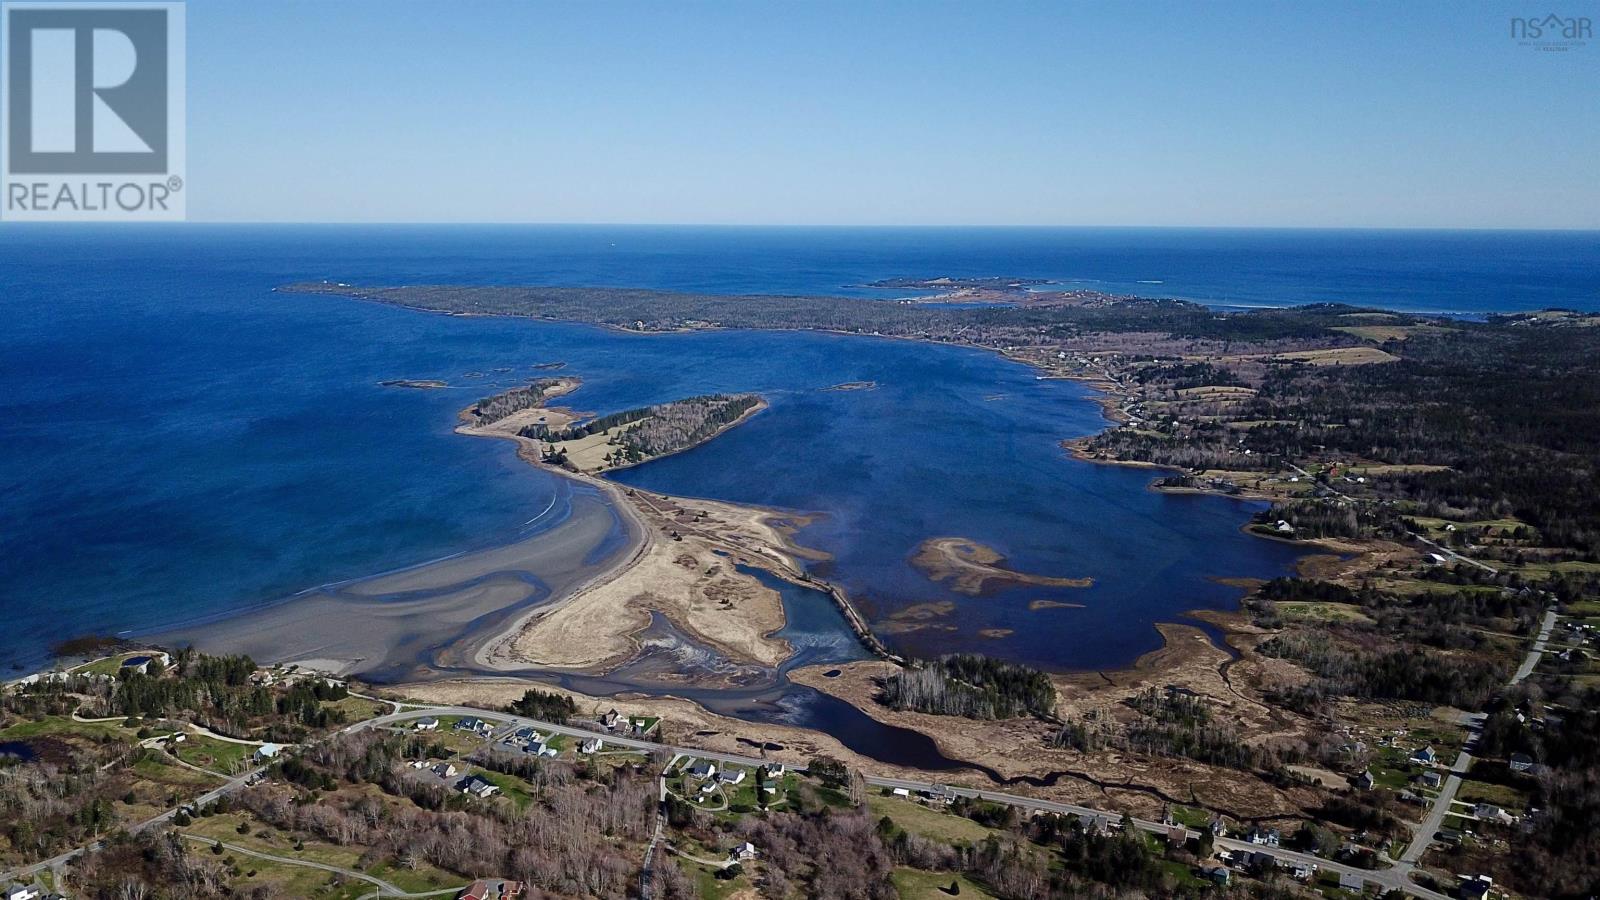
[910,536,1092,595]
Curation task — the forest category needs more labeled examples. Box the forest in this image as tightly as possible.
[881,654,1056,720]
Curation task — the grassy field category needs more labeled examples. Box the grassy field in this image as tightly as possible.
[0,715,130,742]
[869,794,996,845]
[1277,601,1374,625]
[1457,780,1529,813]
[173,734,258,774]
[892,867,996,900]
[321,695,386,723]
[181,811,461,894]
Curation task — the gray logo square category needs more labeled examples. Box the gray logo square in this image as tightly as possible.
[6,6,168,174]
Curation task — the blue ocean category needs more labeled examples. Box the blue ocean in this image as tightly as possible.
[2,225,1598,676]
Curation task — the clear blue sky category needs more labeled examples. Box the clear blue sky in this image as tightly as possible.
[187,0,1599,227]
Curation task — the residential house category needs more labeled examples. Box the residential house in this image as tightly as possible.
[1419,770,1443,790]
[459,775,499,799]
[414,717,440,732]
[1412,745,1438,765]
[1509,752,1534,773]
[890,787,910,798]
[254,743,282,762]
[1474,804,1514,825]
[687,761,717,780]
[921,785,956,806]
[1460,875,1493,900]
[718,768,746,786]
[1248,851,1277,874]
[1438,828,1464,847]
[524,740,557,757]
[1247,826,1281,847]
[1165,824,1189,849]
[3,885,41,900]
[578,737,603,754]
[728,841,758,863]
[1339,871,1365,892]
[766,763,785,777]
[1202,865,1230,886]
[599,709,621,730]
[459,879,526,900]
[432,762,459,778]
[1289,861,1315,882]
[1354,771,1374,791]
[454,717,493,736]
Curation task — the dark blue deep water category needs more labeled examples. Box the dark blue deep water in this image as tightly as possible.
[2,225,1597,675]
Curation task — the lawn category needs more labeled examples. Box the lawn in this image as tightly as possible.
[892,868,996,900]
[869,794,996,845]
[473,768,536,809]
[1457,780,1528,813]
[0,715,130,743]
[322,695,386,723]
[181,811,460,894]
[173,735,258,774]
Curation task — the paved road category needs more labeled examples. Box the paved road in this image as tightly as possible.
[9,700,1464,898]
[0,765,265,883]
[1398,607,1557,867]
[1513,608,1559,685]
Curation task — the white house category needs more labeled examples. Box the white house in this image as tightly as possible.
[4,885,41,900]
[432,762,458,778]
[688,761,716,780]
[414,717,439,731]
[254,743,282,762]
[717,768,746,785]
[890,787,910,798]
[728,841,758,863]
[579,737,603,754]
[1339,872,1365,892]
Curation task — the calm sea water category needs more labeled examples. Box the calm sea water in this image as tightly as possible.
[2,225,1597,674]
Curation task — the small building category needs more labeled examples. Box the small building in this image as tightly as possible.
[1412,745,1438,765]
[4,885,42,900]
[1290,861,1315,882]
[414,717,440,732]
[1275,520,1295,534]
[1247,826,1280,847]
[1248,851,1276,874]
[432,762,458,778]
[578,737,603,754]
[1474,803,1514,825]
[599,709,621,730]
[1460,875,1493,900]
[459,879,526,900]
[459,775,499,799]
[1419,770,1444,790]
[921,785,956,806]
[1202,865,1230,886]
[687,761,717,780]
[1166,824,1189,849]
[1339,871,1365,892]
[890,787,910,798]
[1509,752,1534,773]
[728,841,758,863]
[1438,828,1464,847]
[718,768,746,786]
[1354,771,1374,791]
[524,740,557,757]
[454,717,492,735]
[254,743,282,762]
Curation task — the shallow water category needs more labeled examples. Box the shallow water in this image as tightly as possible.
[7,224,1594,680]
